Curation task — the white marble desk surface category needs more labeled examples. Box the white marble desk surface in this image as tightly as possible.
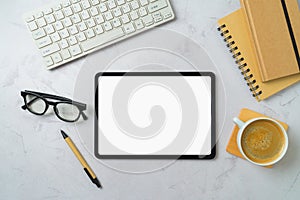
[0,0,299,199]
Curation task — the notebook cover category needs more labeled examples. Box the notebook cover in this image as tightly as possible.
[226,108,289,168]
[240,0,300,82]
[218,9,300,101]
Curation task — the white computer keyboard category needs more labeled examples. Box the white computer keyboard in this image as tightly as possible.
[24,0,175,69]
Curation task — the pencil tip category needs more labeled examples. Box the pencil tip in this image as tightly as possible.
[94,178,102,189]
[60,130,68,139]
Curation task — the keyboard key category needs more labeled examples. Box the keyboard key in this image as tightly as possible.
[86,18,96,28]
[139,7,147,17]
[142,15,153,26]
[107,0,117,9]
[95,15,105,24]
[44,14,55,24]
[35,12,44,19]
[153,12,162,22]
[68,36,78,45]
[53,4,62,11]
[41,43,60,56]
[135,19,144,30]
[81,10,90,20]
[36,36,52,48]
[122,4,131,13]
[63,18,73,27]
[116,0,125,6]
[131,0,140,10]
[71,14,81,23]
[104,11,113,21]
[113,7,122,17]
[61,49,71,59]
[64,7,73,16]
[32,29,46,39]
[161,8,173,19]
[121,14,130,24]
[86,29,96,38]
[130,11,139,20]
[44,8,53,15]
[94,25,104,34]
[91,0,100,6]
[45,25,55,34]
[28,21,38,31]
[98,3,108,13]
[78,22,88,31]
[52,53,63,63]
[55,10,65,20]
[76,32,87,41]
[69,44,82,56]
[50,32,61,42]
[148,0,167,13]
[59,39,69,49]
[81,0,91,9]
[103,22,113,31]
[44,56,54,67]
[81,28,125,51]
[124,23,135,34]
[37,18,47,27]
[69,25,79,35]
[140,0,148,6]
[72,3,82,13]
[62,0,71,7]
[59,29,70,38]
[25,15,35,22]
[90,7,99,16]
[112,18,121,27]
[54,21,64,30]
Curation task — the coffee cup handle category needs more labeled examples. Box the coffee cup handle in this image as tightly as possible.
[233,117,245,129]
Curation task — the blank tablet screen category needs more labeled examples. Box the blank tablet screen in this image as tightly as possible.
[95,72,215,159]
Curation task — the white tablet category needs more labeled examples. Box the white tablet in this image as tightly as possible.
[95,72,216,159]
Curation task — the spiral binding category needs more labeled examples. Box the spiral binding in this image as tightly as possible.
[218,24,262,98]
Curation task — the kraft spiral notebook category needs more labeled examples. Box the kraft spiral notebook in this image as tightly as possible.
[218,9,300,102]
[240,0,300,82]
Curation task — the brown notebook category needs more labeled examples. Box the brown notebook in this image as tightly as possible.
[218,9,300,101]
[226,108,289,168]
[240,0,300,81]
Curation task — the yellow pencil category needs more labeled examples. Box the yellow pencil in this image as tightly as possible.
[61,130,102,188]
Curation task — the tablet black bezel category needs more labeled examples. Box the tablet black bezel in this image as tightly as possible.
[95,72,216,160]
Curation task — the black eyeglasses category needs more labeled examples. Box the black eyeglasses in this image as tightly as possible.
[21,90,88,123]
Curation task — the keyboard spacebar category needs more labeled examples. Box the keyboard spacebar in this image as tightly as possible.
[81,28,125,52]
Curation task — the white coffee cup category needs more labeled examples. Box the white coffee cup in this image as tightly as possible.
[233,117,289,166]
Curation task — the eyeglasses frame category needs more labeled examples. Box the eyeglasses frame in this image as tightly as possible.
[21,90,88,122]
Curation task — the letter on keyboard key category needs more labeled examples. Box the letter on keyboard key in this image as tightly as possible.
[32,29,46,40]
[142,15,154,26]
[41,43,60,56]
[52,53,63,63]
[81,28,125,51]
[44,56,54,67]
[69,44,82,56]
[124,23,135,34]
[148,0,167,13]
[36,36,52,48]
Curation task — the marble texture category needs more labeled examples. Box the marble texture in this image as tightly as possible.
[0,0,299,199]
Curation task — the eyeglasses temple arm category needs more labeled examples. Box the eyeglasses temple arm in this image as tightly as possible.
[81,112,88,120]
[25,90,87,107]
[25,90,72,102]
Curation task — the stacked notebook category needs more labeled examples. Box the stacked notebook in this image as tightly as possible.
[218,0,300,102]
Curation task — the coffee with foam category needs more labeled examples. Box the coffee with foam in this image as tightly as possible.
[241,119,286,164]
